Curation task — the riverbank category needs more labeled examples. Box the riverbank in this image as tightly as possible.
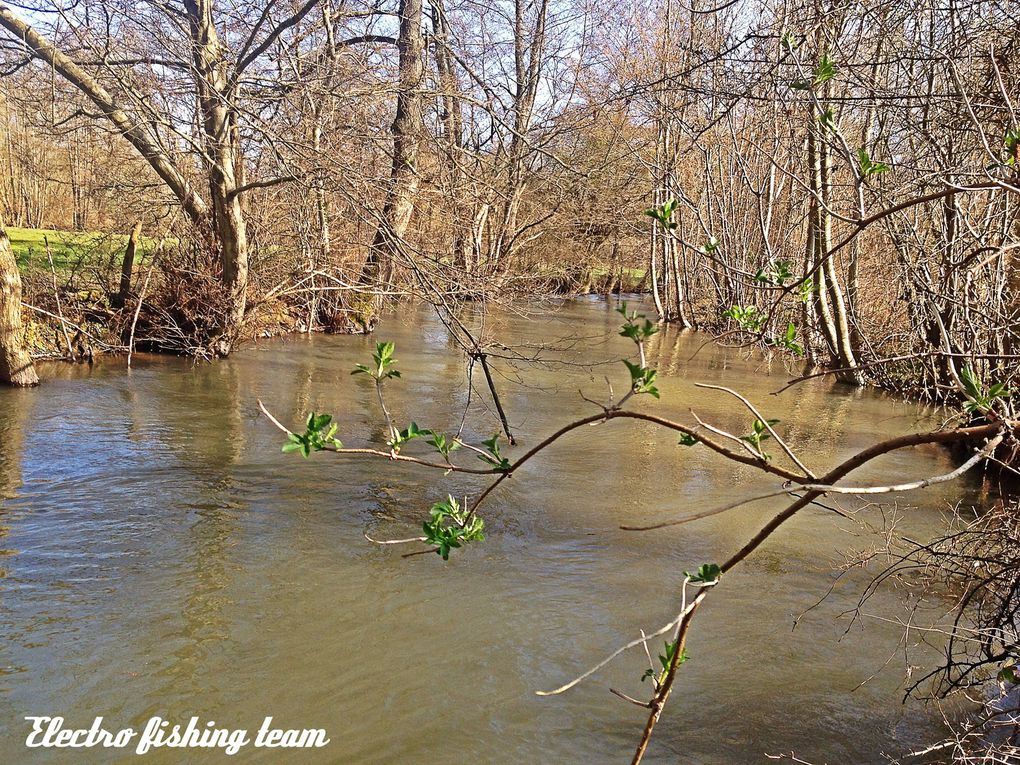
[19,250,648,361]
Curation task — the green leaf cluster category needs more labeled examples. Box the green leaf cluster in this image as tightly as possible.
[478,434,511,471]
[960,365,1012,414]
[814,55,836,85]
[615,302,660,399]
[754,259,795,286]
[857,147,890,177]
[699,236,720,255]
[617,302,658,342]
[818,107,837,132]
[796,277,815,303]
[422,495,485,560]
[767,322,804,357]
[678,433,700,447]
[623,359,660,399]
[723,305,765,333]
[352,341,401,380]
[724,308,801,357]
[383,422,464,460]
[283,412,343,457]
[998,660,1020,686]
[741,418,780,459]
[427,431,461,459]
[685,563,721,584]
[644,199,678,230]
[640,640,688,687]
[792,54,836,90]
[387,421,426,452]
[1004,129,1020,166]
[620,318,658,343]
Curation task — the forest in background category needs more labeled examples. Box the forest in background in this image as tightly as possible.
[0,0,1014,407]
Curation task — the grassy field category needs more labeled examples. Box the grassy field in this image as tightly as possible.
[8,226,144,270]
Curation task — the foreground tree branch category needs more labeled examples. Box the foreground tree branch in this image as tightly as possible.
[260,304,1020,761]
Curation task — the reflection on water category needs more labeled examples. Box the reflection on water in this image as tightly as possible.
[0,298,981,763]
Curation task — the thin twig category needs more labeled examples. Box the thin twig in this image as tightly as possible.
[623,432,1004,532]
[127,246,159,369]
[44,236,74,358]
[694,383,815,478]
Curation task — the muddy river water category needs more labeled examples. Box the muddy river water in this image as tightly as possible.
[0,298,980,763]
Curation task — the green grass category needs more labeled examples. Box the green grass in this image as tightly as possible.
[9,226,135,269]
[588,265,646,280]
[9,226,168,274]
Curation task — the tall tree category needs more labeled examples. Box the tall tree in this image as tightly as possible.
[360,0,426,323]
[183,0,250,350]
[0,0,321,352]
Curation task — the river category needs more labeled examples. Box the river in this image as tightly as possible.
[0,298,978,763]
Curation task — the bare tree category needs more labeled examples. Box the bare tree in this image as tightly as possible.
[359,0,426,324]
[0,0,322,351]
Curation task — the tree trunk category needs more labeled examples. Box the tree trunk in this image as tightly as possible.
[808,114,863,384]
[360,0,425,323]
[431,0,471,272]
[489,0,547,272]
[184,0,249,351]
[0,4,251,353]
[0,215,38,386]
[113,221,141,309]
[649,0,678,323]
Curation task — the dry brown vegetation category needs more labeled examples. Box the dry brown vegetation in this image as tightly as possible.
[0,0,1014,407]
